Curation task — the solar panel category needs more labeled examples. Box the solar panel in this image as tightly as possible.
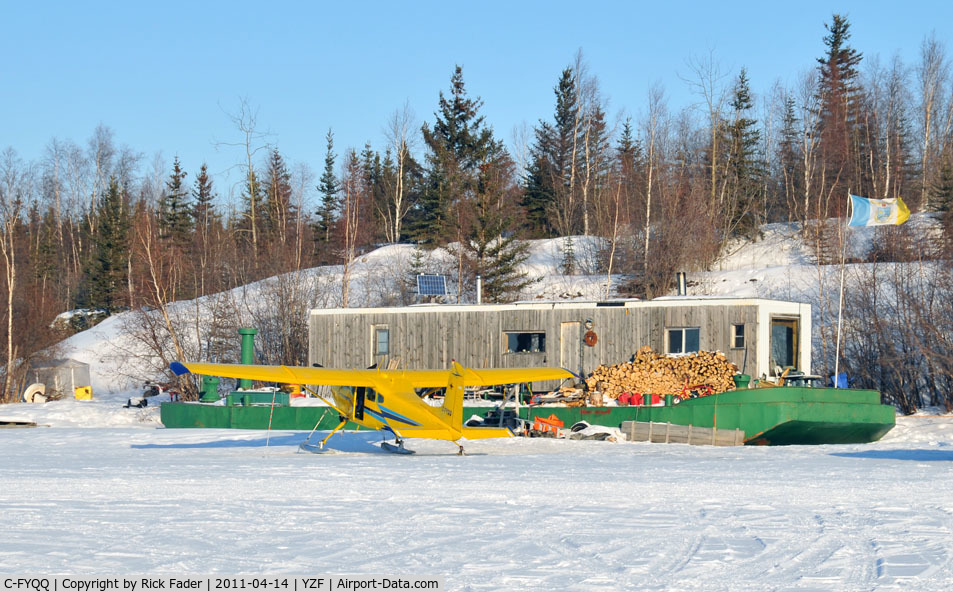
[417,274,447,296]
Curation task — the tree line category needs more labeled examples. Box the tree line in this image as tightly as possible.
[2,14,953,404]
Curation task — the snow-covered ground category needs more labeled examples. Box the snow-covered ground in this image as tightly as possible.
[2,398,952,590]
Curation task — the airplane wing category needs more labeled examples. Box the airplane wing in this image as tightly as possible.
[454,367,575,387]
[171,361,386,387]
[171,361,575,388]
[365,367,575,389]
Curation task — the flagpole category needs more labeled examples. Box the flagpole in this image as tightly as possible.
[833,192,851,388]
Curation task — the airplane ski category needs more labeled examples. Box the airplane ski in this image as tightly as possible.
[380,440,416,455]
[298,442,336,454]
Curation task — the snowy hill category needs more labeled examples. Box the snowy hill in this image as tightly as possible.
[21,213,944,397]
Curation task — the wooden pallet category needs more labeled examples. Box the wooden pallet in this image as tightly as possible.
[621,421,744,446]
[0,419,38,428]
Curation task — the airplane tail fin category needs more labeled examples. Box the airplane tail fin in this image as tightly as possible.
[442,361,466,429]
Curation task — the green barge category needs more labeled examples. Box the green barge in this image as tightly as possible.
[159,386,895,445]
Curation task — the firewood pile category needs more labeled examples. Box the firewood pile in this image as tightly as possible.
[533,385,586,407]
[585,346,738,400]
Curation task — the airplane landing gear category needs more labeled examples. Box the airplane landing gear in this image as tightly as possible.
[299,418,347,454]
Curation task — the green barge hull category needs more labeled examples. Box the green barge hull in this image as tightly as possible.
[159,387,895,445]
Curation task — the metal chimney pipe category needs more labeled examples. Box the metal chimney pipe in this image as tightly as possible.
[676,272,687,296]
[476,275,482,304]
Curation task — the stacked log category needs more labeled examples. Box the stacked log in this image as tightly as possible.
[584,346,738,400]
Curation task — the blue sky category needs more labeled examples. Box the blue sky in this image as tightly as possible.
[2,1,949,204]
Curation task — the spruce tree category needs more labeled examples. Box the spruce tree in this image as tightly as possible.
[33,206,60,305]
[818,15,863,109]
[777,96,801,221]
[410,65,494,244]
[523,67,580,237]
[615,118,641,198]
[261,148,295,247]
[159,157,192,246]
[461,144,533,302]
[404,243,429,304]
[929,157,953,213]
[561,235,576,275]
[580,101,611,236]
[933,156,953,255]
[722,68,764,237]
[189,164,220,298]
[314,129,339,261]
[361,142,388,244]
[191,163,217,230]
[87,177,130,313]
[816,13,865,205]
[522,144,556,238]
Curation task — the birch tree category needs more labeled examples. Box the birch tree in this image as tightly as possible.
[340,150,363,308]
[383,102,417,243]
[917,33,949,202]
[0,149,27,402]
[683,49,729,208]
[640,84,667,297]
[224,99,270,264]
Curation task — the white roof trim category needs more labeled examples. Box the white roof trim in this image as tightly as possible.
[309,297,808,317]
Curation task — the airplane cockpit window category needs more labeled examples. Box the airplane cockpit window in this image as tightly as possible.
[378,394,384,404]
[367,390,377,402]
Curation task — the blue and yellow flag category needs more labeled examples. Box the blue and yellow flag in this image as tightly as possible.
[848,195,911,227]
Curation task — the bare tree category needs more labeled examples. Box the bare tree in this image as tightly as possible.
[603,180,624,298]
[682,49,730,207]
[62,141,89,300]
[640,84,668,296]
[579,82,614,238]
[510,121,532,174]
[0,149,29,402]
[41,139,67,249]
[566,49,588,235]
[796,70,822,223]
[291,162,314,271]
[133,207,188,369]
[340,150,363,308]
[87,124,116,233]
[864,54,911,201]
[383,102,417,243]
[918,33,949,203]
[220,98,271,264]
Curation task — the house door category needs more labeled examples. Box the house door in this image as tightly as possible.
[560,322,582,377]
[770,318,799,374]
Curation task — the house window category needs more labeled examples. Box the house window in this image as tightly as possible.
[667,327,700,354]
[770,318,799,373]
[374,327,389,356]
[731,324,745,349]
[505,332,546,354]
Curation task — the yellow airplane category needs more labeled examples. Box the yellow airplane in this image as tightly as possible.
[170,360,574,454]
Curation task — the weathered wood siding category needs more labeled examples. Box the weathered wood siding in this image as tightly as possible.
[309,301,781,385]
